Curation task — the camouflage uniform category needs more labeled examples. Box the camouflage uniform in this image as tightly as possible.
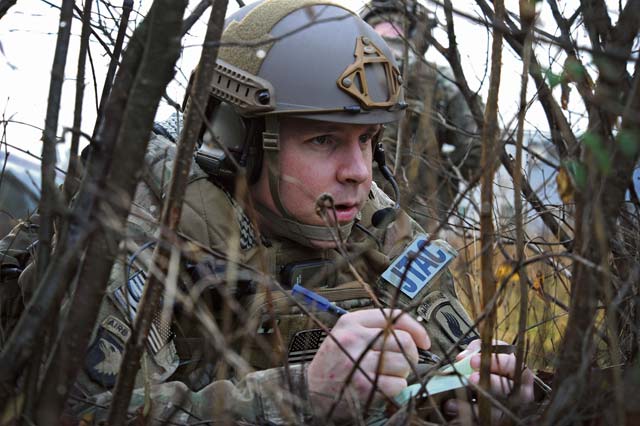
[1,133,476,424]
[0,0,479,423]
[375,61,482,231]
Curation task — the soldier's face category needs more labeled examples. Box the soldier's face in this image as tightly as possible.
[251,117,378,233]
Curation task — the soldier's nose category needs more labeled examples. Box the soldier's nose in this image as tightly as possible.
[337,141,370,184]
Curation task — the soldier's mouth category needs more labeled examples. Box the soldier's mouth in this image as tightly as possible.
[333,204,359,222]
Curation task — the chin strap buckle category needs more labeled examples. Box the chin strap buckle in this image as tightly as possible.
[262,132,280,151]
[262,115,280,152]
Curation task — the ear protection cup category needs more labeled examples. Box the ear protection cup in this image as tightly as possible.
[198,96,222,142]
[194,99,267,185]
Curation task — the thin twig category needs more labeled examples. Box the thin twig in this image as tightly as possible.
[476,0,504,422]
[94,0,134,138]
[513,0,534,395]
[63,0,94,203]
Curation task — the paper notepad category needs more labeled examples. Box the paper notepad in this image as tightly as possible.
[394,348,480,405]
[366,350,480,426]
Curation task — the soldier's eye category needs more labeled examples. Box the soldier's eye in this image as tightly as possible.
[359,134,372,144]
[310,135,331,146]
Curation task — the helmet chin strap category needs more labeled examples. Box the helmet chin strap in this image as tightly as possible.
[261,116,354,247]
[255,203,354,247]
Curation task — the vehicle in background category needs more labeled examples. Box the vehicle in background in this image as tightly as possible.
[0,149,45,238]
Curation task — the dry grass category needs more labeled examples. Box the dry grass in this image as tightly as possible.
[449,234,572,372]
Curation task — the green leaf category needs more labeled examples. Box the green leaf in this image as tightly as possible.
[582,132,611,173]
[564,60,585,79]
[545,68,562,89]
[618,130,638,156]
[565,159,587,190]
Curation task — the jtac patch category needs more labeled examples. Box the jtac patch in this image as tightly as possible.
[417,291,478,345]
[85,315,131,388]
[381,235,456,299]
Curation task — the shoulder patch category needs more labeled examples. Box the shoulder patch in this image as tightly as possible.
[101,315,131,344]
[113,269,173,355]
[287,329,327,364]
[381,234,456,299]
[85,316,131,388]
[417,291,478,345]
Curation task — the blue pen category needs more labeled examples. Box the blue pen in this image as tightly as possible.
[291,284,441,364]
[291,284,348,316]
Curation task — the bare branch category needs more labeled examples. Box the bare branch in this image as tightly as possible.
[513,0,535,396]
[0,0,16,21]
[63,0,94,203]
[580,0,613,55]
[107,2,228,421]
[35,1,187,422]
[443,0,574,251]
[477,0,504,422]
[36,0,74,283]
[181,0,210,36]
[94,0,134,137]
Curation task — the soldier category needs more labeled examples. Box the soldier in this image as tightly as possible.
[361,0,482,232]
[1,1,533,424]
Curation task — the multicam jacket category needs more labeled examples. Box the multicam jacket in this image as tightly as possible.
[0,133,477,425]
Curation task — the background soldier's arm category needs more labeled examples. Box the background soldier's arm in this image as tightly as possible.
[0,218,39,342]
[436,71,483,181]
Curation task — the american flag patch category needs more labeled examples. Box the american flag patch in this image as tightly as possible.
[287,329,327,364]
[113,270,172,355]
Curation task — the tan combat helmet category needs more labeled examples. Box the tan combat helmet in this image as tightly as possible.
[190,0,407,246]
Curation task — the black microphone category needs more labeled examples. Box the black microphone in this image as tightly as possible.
[371,143,401,229]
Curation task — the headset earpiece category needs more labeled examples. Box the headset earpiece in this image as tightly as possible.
[195,101,248,180]
[372,140,401,229]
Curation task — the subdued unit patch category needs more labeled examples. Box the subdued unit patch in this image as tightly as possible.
[219,0,346,75]
[417,291,478,345]
[85,316,131,388]
[101,315,131,343]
